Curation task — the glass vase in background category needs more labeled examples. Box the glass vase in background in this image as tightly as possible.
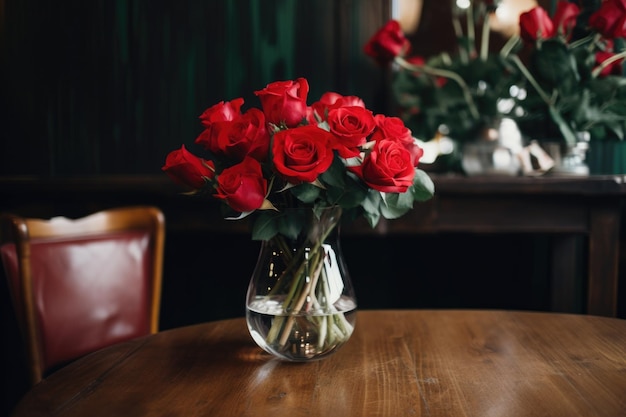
[245,206,357,361]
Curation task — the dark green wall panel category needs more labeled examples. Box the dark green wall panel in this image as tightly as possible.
[0,0,390,176]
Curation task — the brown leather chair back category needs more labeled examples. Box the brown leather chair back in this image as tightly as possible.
[0,206,165,386]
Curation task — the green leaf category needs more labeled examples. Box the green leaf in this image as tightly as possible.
[549,105,577,146]
[411,169,435,201]
[251,210,307,241]
[327,174,368,209]
[531,39,579,93]
[277,210,305,240]
[251,212,279,241]
[363,209,381,228]
[291,183,320,203]
[320,156,347,188]
[384,191,414,211]
[361,190,382,227]
[380,193,412,220]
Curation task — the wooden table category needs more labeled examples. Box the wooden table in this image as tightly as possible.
[11,310,626,417]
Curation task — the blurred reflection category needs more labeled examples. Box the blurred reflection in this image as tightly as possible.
[394,0,423,35]
[490,0,538,37]
[394,0,539,45]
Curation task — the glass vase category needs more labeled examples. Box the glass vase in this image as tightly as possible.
[245,206,357,361]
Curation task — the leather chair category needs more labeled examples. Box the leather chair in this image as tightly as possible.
[0,206,165,386]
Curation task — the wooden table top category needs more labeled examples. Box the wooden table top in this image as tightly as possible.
[11,310,626,417]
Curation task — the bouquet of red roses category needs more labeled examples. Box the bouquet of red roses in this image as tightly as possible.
[162,77,434,241]
[162,78,435,360]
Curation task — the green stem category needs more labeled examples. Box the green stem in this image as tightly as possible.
[276,249,324,348]
[452,13,463,38]
[395,56,481,120]
[452,14,468,63]
[499,35,520,58]
[591,50,626,78]
[266,236,301,295]
[266,211,342,348]
[467,3,476,56]
[568,32,596,51]
[480,13,490,62]
[510,54,553,105]
[509,54,577,146]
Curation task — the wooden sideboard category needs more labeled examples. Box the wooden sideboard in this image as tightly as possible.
[0,174,624,317]
[348,174,626,317]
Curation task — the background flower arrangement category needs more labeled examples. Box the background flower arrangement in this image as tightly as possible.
[365,0,626,173]
[365,6,521,147]
[514,0,626,146]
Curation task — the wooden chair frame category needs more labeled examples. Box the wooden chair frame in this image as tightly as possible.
[0,206,165,385]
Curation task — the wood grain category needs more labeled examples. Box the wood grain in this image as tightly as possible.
[11,310,626,417]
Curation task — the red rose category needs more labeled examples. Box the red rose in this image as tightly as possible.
[370,114,422,166]
[216,108,270,161]
[370,114,412,143]
[308,92,342,123]
[349,139,415,193]
[308,92,366,123]
[317,92,344,107]
[215,157,267,212]
[199,98,244,127]
[195,98,244,153]
[327,106,376,158]
[595,51,624,76]
[519,7,555,42]
[162,145,215,189]
[552,1,580,38]
[254,78,309,128]
[364,20,411,66]
[589,0,626,39]
[271,125,335,184]
[334,95,366,108]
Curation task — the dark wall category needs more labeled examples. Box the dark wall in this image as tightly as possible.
[0,0,391,176]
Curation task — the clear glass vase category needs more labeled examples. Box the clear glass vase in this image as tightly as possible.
[245,206,357,361]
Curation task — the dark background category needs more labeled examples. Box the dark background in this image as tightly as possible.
[0,0,391,176]
[0,0,621,415]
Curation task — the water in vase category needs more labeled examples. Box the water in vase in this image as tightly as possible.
[246,295,357,361]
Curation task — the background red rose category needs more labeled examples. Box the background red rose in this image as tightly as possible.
[271,125,335,184]
[519,7,555,42]
[363,20,410,66]
[589,0,626,39]
[161,145,215,189]
[552,1,580,38]
[215,157,267,212]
